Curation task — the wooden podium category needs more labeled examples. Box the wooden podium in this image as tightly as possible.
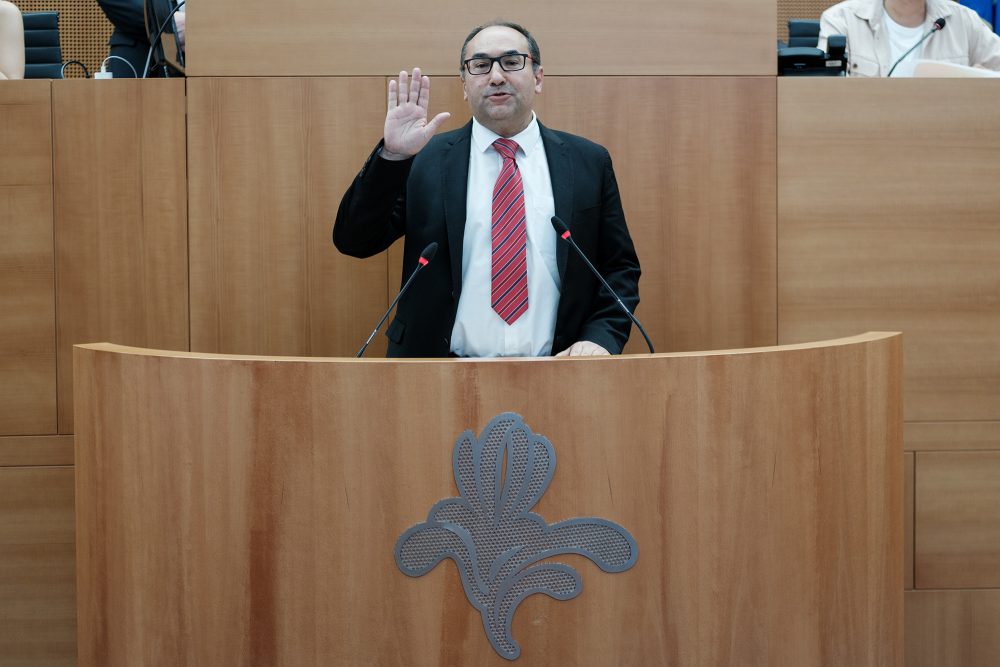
[73,333,902,665]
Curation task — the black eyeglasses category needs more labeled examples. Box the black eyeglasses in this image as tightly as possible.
[463,53,534,76]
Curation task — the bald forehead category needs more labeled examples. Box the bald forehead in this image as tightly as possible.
[463,26,531,60]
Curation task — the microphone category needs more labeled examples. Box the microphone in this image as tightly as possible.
[550,216,654,354]
[886,18,946,77]
[356,242,437,357]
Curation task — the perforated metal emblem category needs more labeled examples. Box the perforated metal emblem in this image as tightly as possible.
[394,412,638,660]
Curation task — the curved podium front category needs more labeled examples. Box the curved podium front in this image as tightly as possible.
[73,333,902,665]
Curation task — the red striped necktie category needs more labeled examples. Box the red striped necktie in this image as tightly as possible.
[491,138,528,325]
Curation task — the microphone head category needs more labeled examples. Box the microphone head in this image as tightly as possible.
[934,17,946,30]
[419,242,438,265]
[550,216,571,238]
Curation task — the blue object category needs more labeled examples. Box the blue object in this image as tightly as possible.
[959,0,993,26]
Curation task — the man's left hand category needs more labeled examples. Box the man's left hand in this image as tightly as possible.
[555,341,610,357]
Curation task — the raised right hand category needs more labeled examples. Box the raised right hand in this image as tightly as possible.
[382,67,451,160]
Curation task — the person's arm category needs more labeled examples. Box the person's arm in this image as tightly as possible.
[96,0,149,41]
[333,68,451,258]
[174,9,184,47]
[817,5,848,55]
[0,1,25,80]
[967,11,1000,70]
[558,151,641,356]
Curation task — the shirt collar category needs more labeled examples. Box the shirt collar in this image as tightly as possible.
[863,0,954,27]
[471,112,541,157]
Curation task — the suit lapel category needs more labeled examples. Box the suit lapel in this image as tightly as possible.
[541,124,573,283]
[443,123,472,300]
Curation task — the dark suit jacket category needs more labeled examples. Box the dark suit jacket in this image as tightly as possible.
[333,121,641,357]
[97,0,149,77]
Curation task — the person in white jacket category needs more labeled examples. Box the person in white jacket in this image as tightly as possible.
[0,0,25,80]
[818,0,1000,76]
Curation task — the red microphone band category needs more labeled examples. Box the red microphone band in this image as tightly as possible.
[418,257,429,266]
[561,231,571,240]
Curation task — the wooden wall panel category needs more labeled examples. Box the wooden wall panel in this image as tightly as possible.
[187,77,392,357]
[778,79,1000,422]
[905,590,1000,667]
[0,82,52,184]
[0,436,74,467]
[537,77,777,354]
[52,80,189,434]
[916,451,1000,589]
[905,452,914,591]
[0,467,76,665]
[186,1,776,77]
[0,82,56,437]
[906,421,1000,452]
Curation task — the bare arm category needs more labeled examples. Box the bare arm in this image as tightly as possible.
[0,1,25,80]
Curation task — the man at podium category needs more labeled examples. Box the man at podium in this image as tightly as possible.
[333,21,641,359]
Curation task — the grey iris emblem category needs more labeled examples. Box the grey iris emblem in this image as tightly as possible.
[394,412,638,660]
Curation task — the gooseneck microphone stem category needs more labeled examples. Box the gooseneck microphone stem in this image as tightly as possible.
[550,216,654,354]
[887,17,946,78]
[356,242,438,358]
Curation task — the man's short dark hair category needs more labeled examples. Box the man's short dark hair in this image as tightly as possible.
[460,20,542,75]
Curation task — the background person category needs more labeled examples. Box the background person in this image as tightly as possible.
[818,0,1000,76]
[0,0,25,80]
[96,0,185,77]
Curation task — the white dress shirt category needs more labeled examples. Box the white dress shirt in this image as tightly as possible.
[450,114,561,357]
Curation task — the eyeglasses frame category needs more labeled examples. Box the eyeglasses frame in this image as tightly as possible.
[462,53,535,76]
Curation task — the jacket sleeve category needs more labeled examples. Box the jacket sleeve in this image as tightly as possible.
[969,12,1000,70]
[332,142,413,258]
[576,151,641,355]
[817,4,848,54]
[97,0,149,41]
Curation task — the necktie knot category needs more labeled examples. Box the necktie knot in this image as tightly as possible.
[493,138,520,162]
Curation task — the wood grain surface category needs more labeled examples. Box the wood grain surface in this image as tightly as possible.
[74,333,901,666]
[185,1,776,77]
[187,77,391,358]
[52,80,189,433]
[0,81,56,436]
[915,451,1000,589]
[778,78,1000,422]
[905,589,1000,667]
[0,466,76,665]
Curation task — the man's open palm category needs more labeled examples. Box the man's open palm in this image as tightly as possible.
[383,68,451,159]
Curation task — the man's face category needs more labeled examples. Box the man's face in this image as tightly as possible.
[461,26,544,137]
